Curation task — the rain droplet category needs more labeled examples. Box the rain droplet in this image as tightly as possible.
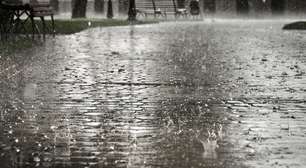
[43,135,49,139]
[281,72,288,76]
[33,156,40,162]
[50,126,57,130]
[109,145,115,151]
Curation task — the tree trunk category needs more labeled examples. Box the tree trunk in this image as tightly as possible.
[107,0,113,18]
[236,0,249,14]
[128,0,136,21]
[94,0,104,13]
[271,0,285,15]
[72,0,88,18]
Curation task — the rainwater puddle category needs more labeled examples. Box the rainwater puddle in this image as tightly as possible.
[1,20,306,168]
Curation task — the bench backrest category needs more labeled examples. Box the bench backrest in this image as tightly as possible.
[1,0,22,5]
[135,0,156,11]
[155,0,177,13]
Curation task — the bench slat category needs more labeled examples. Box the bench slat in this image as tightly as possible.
[136,0,187,17]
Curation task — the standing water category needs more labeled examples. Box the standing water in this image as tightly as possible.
[1,19,306,168]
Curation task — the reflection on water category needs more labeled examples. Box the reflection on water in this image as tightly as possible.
[23,83,37,100]
[1,20,305,168]
[0,22,234,168]
[196,125,223,159]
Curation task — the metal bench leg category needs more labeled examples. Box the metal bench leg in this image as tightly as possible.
[51,14,55,37]
[30,16,35,39]
[0,25,3,41]
[41,16,46,40]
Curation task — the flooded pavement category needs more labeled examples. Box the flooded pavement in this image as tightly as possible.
[1,20,306,168]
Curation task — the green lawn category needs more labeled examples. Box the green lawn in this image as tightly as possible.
[27,18,158,34]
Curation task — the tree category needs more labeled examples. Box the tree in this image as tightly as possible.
[271,0,285,15]
[72,0,88,18]
[236,0,249,14]
[127,0,136,21]
[107,0,113,18]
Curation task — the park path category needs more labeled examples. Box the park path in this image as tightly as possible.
[0,20,306,168]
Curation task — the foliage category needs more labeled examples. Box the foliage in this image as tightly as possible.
[283,21,306,30]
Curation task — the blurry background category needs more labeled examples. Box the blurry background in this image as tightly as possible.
[15,0,306,19]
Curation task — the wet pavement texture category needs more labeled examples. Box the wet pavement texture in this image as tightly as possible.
[0,20,306,168]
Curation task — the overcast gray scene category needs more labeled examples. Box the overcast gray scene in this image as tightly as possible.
[1,0,306,168]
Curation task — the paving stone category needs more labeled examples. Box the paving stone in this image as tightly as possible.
[1,21,306,168]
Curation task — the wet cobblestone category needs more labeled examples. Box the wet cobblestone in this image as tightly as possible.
[1,20,306,168]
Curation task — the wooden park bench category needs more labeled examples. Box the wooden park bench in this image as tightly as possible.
[0,0,31,37]
[29,1,55,38]
[0,0,55,39]
[135,0,165,18]
[154,0,187,18]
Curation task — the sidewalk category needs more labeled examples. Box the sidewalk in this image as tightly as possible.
[0,20,306,168]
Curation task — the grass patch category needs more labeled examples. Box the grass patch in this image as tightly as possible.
[26,18,158,34]
[283,21,306,30]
